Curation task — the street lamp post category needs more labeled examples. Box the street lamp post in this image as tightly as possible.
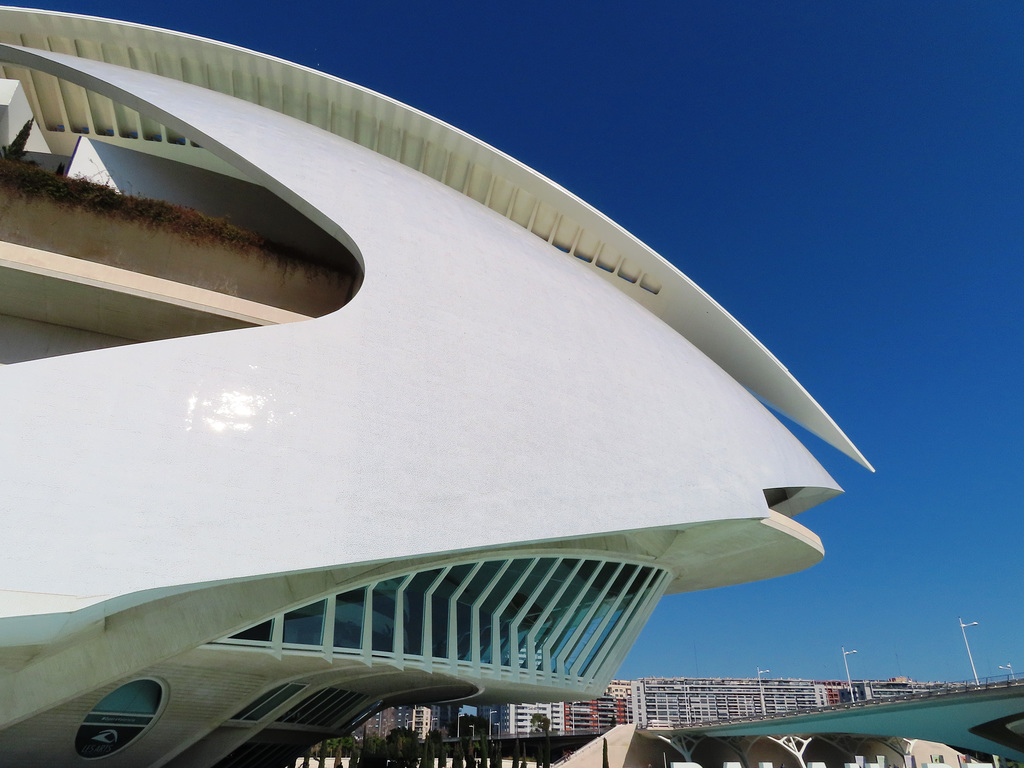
[999,664,1014,680]
[757,668,770,716]
[489,710,498,738]
[959,618,980,685]
[842,647,858,703]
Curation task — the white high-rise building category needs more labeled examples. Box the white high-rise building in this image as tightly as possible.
[506,703,566,738]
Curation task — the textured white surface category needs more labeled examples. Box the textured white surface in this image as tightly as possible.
[0,45,839,602]
[0,7,871,469]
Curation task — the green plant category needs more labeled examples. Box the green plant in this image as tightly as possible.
[0,156,327,271]
[1,118,33,162]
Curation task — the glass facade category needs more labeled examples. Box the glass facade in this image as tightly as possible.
[214,555,670,688]
[283,600,326,646]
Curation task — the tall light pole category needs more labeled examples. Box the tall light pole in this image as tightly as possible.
[999,664,1014,681]
[757,668,770,715]
[959,618,979,685]
[489,709,498,737]
[842,647,858,702]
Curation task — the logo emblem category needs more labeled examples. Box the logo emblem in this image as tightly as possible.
[91,729,119,744]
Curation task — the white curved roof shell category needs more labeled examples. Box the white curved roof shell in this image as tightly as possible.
[0,9,864,608]
[0,6,871,470]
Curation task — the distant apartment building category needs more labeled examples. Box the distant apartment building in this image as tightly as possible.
[359,704,454,739]
[837,677,944,705]
[631,677,948,727]
[564,680,633,731]
[631,677,829,727]
[497,677,947,734]
[504,702,566,737]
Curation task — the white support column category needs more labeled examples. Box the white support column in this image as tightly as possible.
[566,562,627,677]
[271,606,285,662]
[421,566,450,673]
[392,574,411,668]
[525,559,583,681]
[767,735,813,768]
[470,560,511,677]
[587,569,666,686]
[490,558,539,672]
[360,580,374,668]
[321,594,336,663]
[509,558,558,683]
[577,566,650,682]
[542,563,602,679]
[666,733,702,762]
[448,561,483,672]
[551,561,612,675]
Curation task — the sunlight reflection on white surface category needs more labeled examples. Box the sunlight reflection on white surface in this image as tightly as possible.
[185,389,279,433]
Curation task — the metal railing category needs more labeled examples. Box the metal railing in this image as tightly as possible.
[658,674,1024,730]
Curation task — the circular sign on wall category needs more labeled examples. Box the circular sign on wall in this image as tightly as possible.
[74,679,165,760]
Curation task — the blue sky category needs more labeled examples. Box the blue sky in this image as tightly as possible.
[20,0,1024,684]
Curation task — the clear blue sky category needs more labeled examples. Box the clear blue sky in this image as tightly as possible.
[21,0,1024,684]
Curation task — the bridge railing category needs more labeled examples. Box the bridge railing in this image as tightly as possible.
[672,674,1023,729]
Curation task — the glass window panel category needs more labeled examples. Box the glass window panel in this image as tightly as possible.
[579,567,654,676]
[430,564,474,659]
[231,682,307,721]
[283,600,327,646]
[403,569,442,656]
[479,559,532,664]
[334,588,366,650]
[534,560,598,668]
[518,559,577,668]
[550,562,618,671]
[92,679,163,715]
[500,557,557,665]
[231,619,273,643]
[501,559,556,626]
[372,577,406,653]
[499,561,557,667]
[564,565,637,673]
[456,560,503,661]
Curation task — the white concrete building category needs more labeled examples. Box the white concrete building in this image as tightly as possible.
[506,703,566,738]
[0,7,868,767]
[632,677,830,727]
